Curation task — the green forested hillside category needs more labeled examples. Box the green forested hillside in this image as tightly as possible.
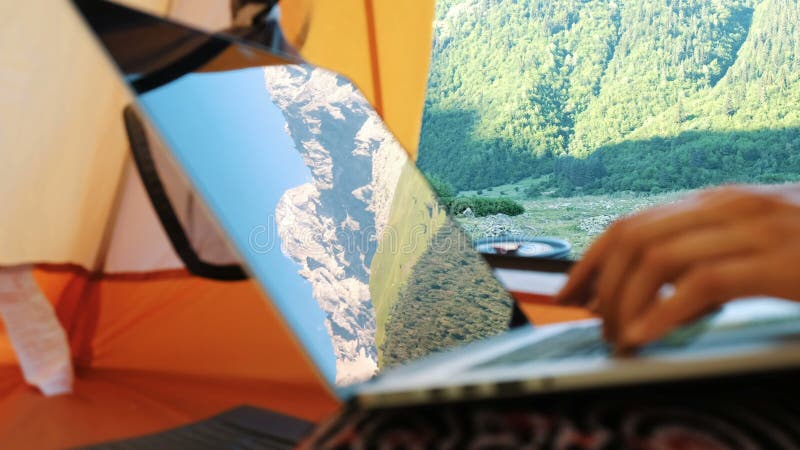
[418,0,800,194]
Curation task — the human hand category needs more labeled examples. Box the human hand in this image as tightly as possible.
[555,184,800,351]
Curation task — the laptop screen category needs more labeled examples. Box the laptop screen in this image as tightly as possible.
[75,1,514,390]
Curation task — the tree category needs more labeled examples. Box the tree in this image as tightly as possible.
[723,95,736,117]
[426,175,455,200]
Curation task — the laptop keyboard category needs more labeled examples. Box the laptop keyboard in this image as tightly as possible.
[81,406,313,450]
[474,325,609,369]
[473,321,722,369]
[475,312,800,371]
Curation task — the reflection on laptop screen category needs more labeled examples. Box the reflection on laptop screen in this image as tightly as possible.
[418,0,800,257]
[77,1,513,388]
[142,65,514,385]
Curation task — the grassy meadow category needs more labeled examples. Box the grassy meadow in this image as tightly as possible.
[457,178,690,256]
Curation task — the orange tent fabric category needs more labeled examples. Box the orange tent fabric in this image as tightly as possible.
[117,0,436,160]
[280,0,436,159]
[1,3,343,446]
[0,265,338,448]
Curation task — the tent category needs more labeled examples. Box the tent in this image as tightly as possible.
[0,2,347,447]
[0,1,585,448]
[110,0,436,159]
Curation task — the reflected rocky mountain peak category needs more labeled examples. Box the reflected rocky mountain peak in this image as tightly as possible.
[266,65,407,384]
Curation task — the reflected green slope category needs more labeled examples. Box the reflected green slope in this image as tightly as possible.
[369,164,448,365]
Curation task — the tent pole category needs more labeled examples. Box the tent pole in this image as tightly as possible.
[363,0,383,117]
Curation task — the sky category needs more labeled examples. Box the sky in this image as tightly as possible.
[139,67,338,385]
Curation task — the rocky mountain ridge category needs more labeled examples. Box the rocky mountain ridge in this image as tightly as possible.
[264,65,407,385]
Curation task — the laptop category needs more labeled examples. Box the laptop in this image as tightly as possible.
[73,0,800,417]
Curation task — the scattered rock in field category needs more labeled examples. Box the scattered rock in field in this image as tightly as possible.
[578,214,617,236]
[462,207,475,218]
[478,214,522,237]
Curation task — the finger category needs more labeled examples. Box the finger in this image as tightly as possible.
[586,296,600,313]
[593,202,712,336]
[555,230,614,306]
[560,188,779,308]
[618,255,769,349]
[608,223,759,343]
[594,191,777,340]
[557,203,680,306]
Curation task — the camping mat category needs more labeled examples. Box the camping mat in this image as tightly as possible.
[79,406,313,450]
[305,370,800,449]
